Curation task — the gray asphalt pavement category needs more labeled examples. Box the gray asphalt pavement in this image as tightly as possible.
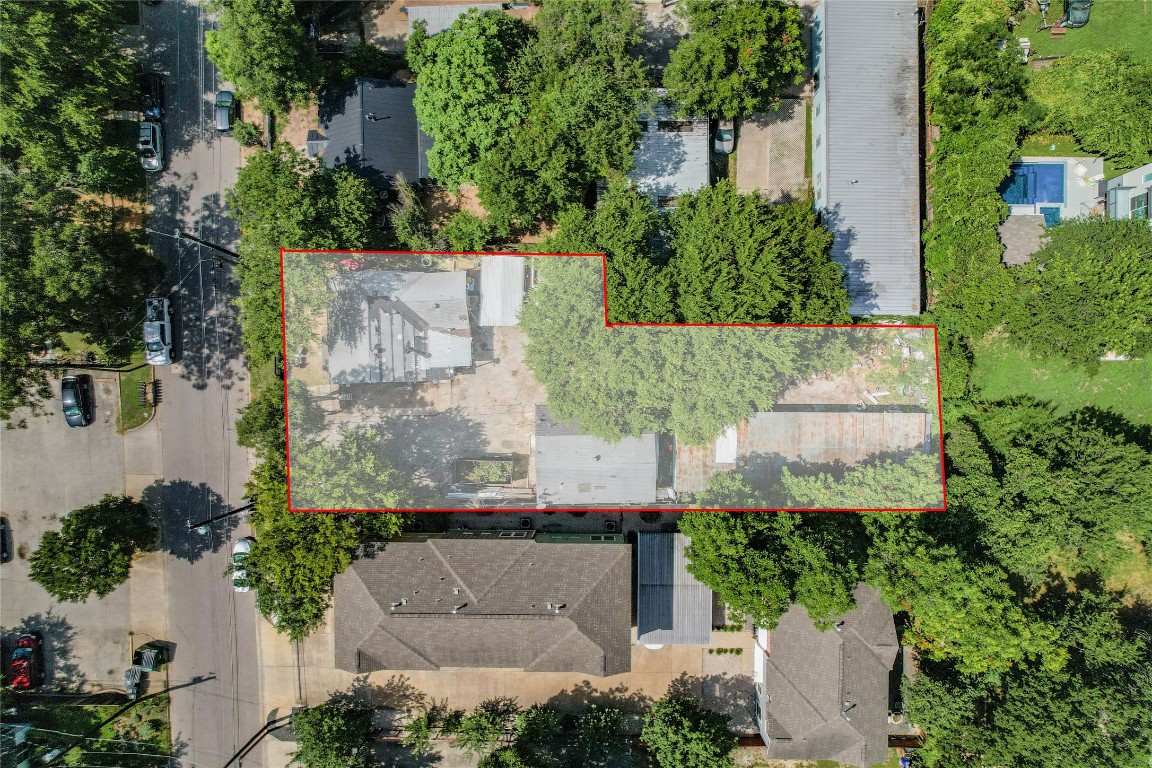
[140,2,262,766]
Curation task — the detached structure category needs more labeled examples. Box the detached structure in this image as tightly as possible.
[320,78,431,189]
[478,256,526,327]
[327,270,472,384]
[534,406,660,507]
[753,584,899,767]
[811,0,922,315]
[405,4,502,36]
[334,532,632,676]
[636,533,713,647]
[628,90,711,207]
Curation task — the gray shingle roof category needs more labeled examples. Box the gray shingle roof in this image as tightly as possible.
[534,407,659,506]
[334,537,633,675]
[320,79,432,189]
[636,533,713,645]
[820,0,921,315]
[760,584,898,767]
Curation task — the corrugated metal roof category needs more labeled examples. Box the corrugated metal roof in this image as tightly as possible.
[334,538,632,675]
[534,406,659,505]
[636,533,713,645]
[406,4,503,36]
[628,90,710,200]
[821,0,921,315]
[320,79,430,189]
[478,256,525,326]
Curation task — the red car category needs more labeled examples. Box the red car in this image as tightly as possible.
[9,633,46,690]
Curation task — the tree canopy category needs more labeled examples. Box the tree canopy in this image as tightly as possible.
[29,495,158,603]
[641,694,737,768]
[662,0,806,119]
[205,0,320,114]
[1006,217,1152,368]
[408,10,535,187]
[779,452,944,510]
[290,697,374,768]
[290,427,417,511]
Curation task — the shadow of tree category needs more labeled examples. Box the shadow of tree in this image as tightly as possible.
[4,609,84,691]
[346,673,428,712]
[666,671,760,736]
[140,479,236,563]
[544,680,651,718]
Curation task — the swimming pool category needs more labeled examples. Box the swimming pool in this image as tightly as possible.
[1000,163,1066,205]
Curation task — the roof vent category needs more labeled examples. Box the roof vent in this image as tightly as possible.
[452,603,467,614]
[453,587,461,595]
[554,603,566,614]
[390,602,402,610]
[834,621,845,632]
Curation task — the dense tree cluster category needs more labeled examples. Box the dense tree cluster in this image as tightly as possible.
[290,696,374,768]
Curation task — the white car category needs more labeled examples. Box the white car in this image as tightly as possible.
[143,297,173,366]
[714,119,736,154]
[138,121,164,172]
[231,537,255,593]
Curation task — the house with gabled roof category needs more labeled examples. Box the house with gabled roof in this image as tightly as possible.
[628,89,711,208]
[334,531,632,676]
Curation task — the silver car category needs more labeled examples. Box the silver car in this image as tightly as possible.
[143,297,173,366]
[714,119,736,154]
[231,537,255,592]
[138,121,164,172]
[214,91,234,132]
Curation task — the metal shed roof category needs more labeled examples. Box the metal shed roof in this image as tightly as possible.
[406,4,503,36]
[320,79,432,189]
[821,0,921,315]
[636,533,713,645]
[628,90,710,201]
[478,256,525,326]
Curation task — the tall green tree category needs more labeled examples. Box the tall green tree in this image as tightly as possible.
[290,428,417,510]
[290,697,373,768]
[29,495,158,603]
[1006,217,1152,368]
[780,452,944,510]
[641,694,737,768]
[1030,49,1152,167]
[662,0,806,119]
[667,183,850,324]
[408,10,535,186]
[205,0,320,114]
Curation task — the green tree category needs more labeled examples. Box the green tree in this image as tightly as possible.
[408,10,535,186]
[290,428,417,510]
[1006,217,1152,368]
[205,0,319,114]
[290,697,373,768]
[29,495,157,603]
[780,452,944,510]
[662,0,806,119]
[679,512,867,629]
[448,699,520,760]
[641,694,737,768]
[573,706,627,768]
[1030,49,1152,167]
[927,19,1032,133]
[0,0,135,180]
[438,210,494,252]
[667,184,850,324]
[691,471,766,510]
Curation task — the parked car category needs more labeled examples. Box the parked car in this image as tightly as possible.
[0,517,11,564]
[140,73,164,120]
[137,121,164,172]
[214,91,234,132]
[60,375,92,428]
[231,537,255,592]
[9,633,46,690]
[714,119,736,154]
[143,297,173,366]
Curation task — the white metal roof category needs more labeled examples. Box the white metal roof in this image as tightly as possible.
[479,256,526,326]
[406,4,502,37]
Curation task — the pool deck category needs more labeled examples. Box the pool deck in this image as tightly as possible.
[1000,156,1105,265]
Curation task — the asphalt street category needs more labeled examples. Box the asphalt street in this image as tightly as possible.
[139,2,262,766]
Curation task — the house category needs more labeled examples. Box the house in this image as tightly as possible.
[534,405,660,506]
[1104,161,1152,223]
[320,78,432,189]
[406,4,502,36]
[636,533,713,647]
[327,270,472,384]
[753,584,899,767]
[334,531,632,676]
[478,256,526,327]
[628,90,711,208]
[811,0,922,315]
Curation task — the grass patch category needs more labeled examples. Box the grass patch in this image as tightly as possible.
[804,100,813,179]
[59,331,104,356]
[118,352,154,433]
[1018,131,1091,157]
[971,335,1152,424]
[1019,0,1152,64]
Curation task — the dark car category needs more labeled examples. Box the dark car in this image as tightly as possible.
[0,517,11,564]
[60,375,92,427]
[214,91,234,132]
[9,634,46,690]
[141,73,164,120]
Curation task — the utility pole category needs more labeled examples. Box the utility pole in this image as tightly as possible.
[188,501,256,532]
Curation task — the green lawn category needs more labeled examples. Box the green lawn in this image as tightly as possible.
[971,336,1152,424]
[118,352,154,432]
[1019,0,1152,64]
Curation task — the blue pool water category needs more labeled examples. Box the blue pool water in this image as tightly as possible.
[1040,206,1062,226]
[1000,163,1066,205]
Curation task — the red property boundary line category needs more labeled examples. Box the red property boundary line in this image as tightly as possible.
[279,249,948,513]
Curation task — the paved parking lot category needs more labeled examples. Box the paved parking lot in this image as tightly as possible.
[0,373,133,690]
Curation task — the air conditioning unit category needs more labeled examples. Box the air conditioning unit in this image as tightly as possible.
[888,713,905,725]
[605,521,618,533]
